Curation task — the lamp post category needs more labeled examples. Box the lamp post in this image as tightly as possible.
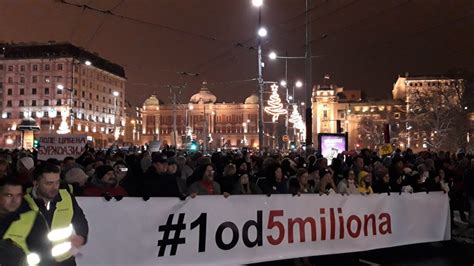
[279,80,303,149]
[113,91,120,141]
[56,59,93,134]
[253,0,266,151]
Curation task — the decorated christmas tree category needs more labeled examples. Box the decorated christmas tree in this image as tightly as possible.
[264,84,287,122]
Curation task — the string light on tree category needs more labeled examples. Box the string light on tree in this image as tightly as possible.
[264,83,287,122]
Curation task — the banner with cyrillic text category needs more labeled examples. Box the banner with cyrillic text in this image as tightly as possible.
[37,134,87,161]
[76,192,450,265]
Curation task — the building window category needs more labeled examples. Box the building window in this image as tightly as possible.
[33,65,38,71]
[57,89,62,94]
[7,77,13,83]
[323,110,328,118]
[20,65,25,72]
[19,100,24,107]
[7,89,12,95]
[32,76,38,83]
[19,112,24,119]
[57,100,62,106]
[44,100,49,106]
[82,103,85,108]
[32,100,37,106]
[45,88,49,94]
[57,64,63,70]
[31,112,36,118]
[7,112,11,118]
[6,101,12,107]
[20,88,24,95]
[0,64,3,70]
[89,93,92,99]
[82,91,85,97]
[74,78,78,85]
[96,95,99,100]
[45,64,50,71]
[45,76,50,83]
[103,97,105,102]
[32,88,37,95]
[89,104,92,110]
[20,77,25,83]
[8,66,13,72]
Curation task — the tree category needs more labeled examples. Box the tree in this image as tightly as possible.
[357,116,386,149]
[407,79,465,151]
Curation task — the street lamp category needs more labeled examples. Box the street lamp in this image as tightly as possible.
[253,0,265,151]
[113,91,120,141]
[252,0,263,7]
[84,60,92,66]
[258,27,267,37]
[269,51,277,60]
[280,80,287,87]
[295,80,303,88]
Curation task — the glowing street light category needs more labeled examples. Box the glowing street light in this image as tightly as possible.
[280,80,287,87]
[84,60,92,66]
[112,91,120,97]
[258,27,267,37]
[295,81,303,88]
[269,51,277,60]
[56,84,64,90]
[252,0,263,7]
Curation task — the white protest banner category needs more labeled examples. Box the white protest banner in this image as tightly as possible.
[37,134,87,161]
[76,192,450,265]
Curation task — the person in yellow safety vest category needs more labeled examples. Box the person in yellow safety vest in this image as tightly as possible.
[25,163,89,266]
[0,178,52,266]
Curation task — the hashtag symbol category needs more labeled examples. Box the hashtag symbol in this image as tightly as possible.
[157,213,186,257]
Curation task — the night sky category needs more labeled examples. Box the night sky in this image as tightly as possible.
[1,0,473,106]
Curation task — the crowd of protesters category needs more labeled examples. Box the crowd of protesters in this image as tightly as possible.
[0,145,473,229]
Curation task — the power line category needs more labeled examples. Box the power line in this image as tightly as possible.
[56,0,227,44]
[285,0,362,34]
[309,0,412,44]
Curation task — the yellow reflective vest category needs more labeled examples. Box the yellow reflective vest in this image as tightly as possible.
[25,189,74,262]
[2,210,38,264]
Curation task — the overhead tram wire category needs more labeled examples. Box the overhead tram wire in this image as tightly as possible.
[56,0,228,44]
[189,1,332,74]
[308,0,412,44]
[84,0,126,47]
[342,11,474,58]
[284,0,362,34]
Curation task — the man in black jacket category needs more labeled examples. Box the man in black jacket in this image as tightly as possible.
[141,153,184,197]
[0,178,52,266]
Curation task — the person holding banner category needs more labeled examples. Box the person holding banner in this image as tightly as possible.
[24,163,89,266]
[189,163,225,196]
[358,171,374,194]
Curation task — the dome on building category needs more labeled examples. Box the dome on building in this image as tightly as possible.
[245,94,259,104]
[143,95,160,107]
[190,81,217,104]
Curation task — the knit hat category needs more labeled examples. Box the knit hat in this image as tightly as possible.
[319,168,331,178]
[19,157,34,171]
[65,168,89,186]
[95,165,114,180]
[358,171,369,181]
